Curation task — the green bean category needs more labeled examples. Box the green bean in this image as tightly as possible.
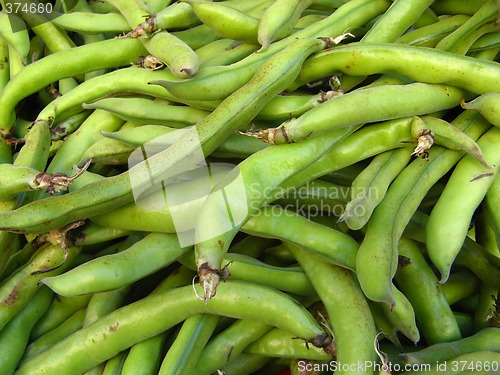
[151,2,200,31]
[15,280,330,375]
[0,38,146,135]
[287,242,377,375]
[0,13,30,62]
[435,0,500,54]
[470,31,500,51]
[412,7,439,29]
[257,83,465,144]
[21,309,87,365]
[144,0,173,13]
[244,328,332,360]
[83,97,210,127]
[431,0,489,16]
[172,24,220,50]
[31,294,92,341]
[242,206,358,270]
[395,238,462,345]
[50,110,92,141]
[158,314,220,375]
[0,40,9,95]
[356,110,490,306]
[51,12,131,34]
[121,332,168,375]
[7,45,24,78]
[427,126,500,283]
[218,353,271,375]
[41,233,190,296]
[381,285,420,344]
[462,92,500,128]
[257,0,313,50]
[0,287,52,375]
[396,15,470,47]
[362,0,435,43]
[194,319,272,375]
[339,147,412,230]
[0,243,82,330]
[69,223,131,246]
[402,350,500,375]
[155,0,391,101]
[290,42,500,93]
[400,327,500,365]
[369,301,402,348]
[228,235,276,258]
[102,351,128,375]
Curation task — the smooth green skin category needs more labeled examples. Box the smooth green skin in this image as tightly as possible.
[485,173,500,245]
[121,332,168,375]
[145,0,173,13]
[51,12,131,34]
[0,240,37,282]
[15,280,326,375]
[0,287,52,375]
[142,31,200,78]
[153,2,200,30]
[269,83,465,143]
[435,0,499,54]
[242,206,358,270]
[196,38,247,64]
[412,7,439,28]
[258,0,313,50]
[179,251,316,296]
[0,243,82,331]
[462,92,500,127]
[395,238,462,345]
[50,111,92,141]
[401,327,500,365]
[401,350,500,375]
[0,38,327,235]
[0,164,52,199]
[103,0,150,26]
[80,137,138,165]
[159,314,219,375]
[21,309,86,365]
[404,210,500,291]
[356,111,490,306]
[185,0,260,44]
[31,294,92,341]
[0,38,147,135]
[369,302,402,348]
[244,328,332,360]
[199,41,260,68]
[290,42,500,93]
[70,223,131,246]
[157,0,391,101]
[431,0,488,16]
[427,126,500,284]
[41,233,190,296]
[287,243,377,375]
[439,271,481,306]
[172,24,220,50]
[340,147,412,230]
[381,285,420,344]
[194,319,272,375]
[0,14,29,63]
[470,31,500,51]
[83,97,210,127]
[219,354,270,375]
[362,0,435,43]
[194,123,358,289]
[396,15,470,47]
[102,351,127,375]
[83,287,131,328]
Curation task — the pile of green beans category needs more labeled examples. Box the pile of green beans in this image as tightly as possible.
[1,0,500,374]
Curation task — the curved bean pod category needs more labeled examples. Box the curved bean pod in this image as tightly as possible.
[461,92,500,127]
[0,13,30,62]
[290,42,500,93]
[0,38,147,135]
[395,238,462,345]
[121,332,168,375]
[381,285,420,344]
[257,83,465,144]
[287,243,377,375]
[51,12,131,34]
[15,280,330,375]
[427,126,500,283]
[0,287,52,375]
[41,233,190,296]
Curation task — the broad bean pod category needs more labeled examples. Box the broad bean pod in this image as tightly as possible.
[218,353,270,375]
[0,38,147,135]
[431,0,489,16]
[257,83,465,144]
[381,285,420,344]
[439,271,481,306]
[41,233,190,296]
[400,327,500,365]
[290,42,500,93]
[158,314,220,375]
[287,243,377,375]
[461,92,500,127]
[15,280,331,375]
[51,12,131,34]
[0,13,30,62]
[427,126,500,283]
